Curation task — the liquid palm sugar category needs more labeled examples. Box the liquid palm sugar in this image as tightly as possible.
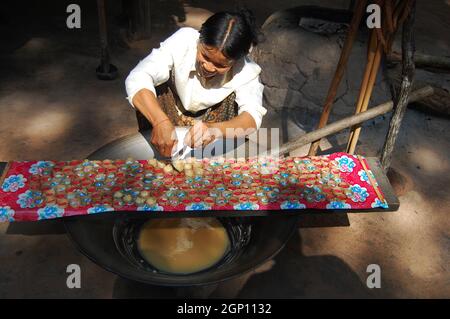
[137,217,230,274]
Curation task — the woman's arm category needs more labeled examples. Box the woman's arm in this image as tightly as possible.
[132,89,177,158]
[125,28,195,108]
[125,28,198,157]
[132,89,169,126]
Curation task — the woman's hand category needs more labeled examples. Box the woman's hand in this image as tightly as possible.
[151,119,177,157]
[132,89,178,157]
[184,121,220,148]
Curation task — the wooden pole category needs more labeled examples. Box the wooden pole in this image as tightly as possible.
[307,0,367,156]
[96,0,118,80]
[345,30,379,153]
[346,0,411,153]
[97,0,110,72]
[384,0,394,33]
[393,0,409,28]
[276,86,432,156]
[346,41,383,154]
[381,0,416,170]
[127,0,152,40]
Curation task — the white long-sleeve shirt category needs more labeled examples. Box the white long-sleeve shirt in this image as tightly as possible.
[125,27,267,129]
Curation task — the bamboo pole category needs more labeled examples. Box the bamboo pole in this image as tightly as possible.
[346,39,383,153]
[346,0,411,153]
[307,0,367,156]
[345,30,379,153]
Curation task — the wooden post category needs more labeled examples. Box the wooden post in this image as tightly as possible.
[97,0,110,72]
[381,0,416,170]
[126,0,152,40]
[96,0,118,80]
[307,0,367,156]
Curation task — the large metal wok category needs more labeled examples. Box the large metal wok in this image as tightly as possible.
[64,129,298,286]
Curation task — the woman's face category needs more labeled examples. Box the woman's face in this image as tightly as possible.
[196,42,233,78]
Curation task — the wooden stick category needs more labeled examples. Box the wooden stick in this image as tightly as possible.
[362,31,379,112]
[347,41,383,154]
[375,27,387,51]
[97,0,110,72]
[346,30,378,152]
[396,0,414,29]
[307,0,367,156]
[393,0,414,31]
[275,86,432,156]
[358,155,387,204]
[393,0,408,28]
[347,0,407,154]
[381,0,416,171]
[385,0,395,33]
[373,0,387,51]
[384,0,410,53]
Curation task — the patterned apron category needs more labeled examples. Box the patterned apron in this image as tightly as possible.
[135,70,238,131]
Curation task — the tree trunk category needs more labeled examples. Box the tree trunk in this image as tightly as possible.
[380,1,416,171]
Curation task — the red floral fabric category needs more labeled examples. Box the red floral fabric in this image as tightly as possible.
[0,153,388,222]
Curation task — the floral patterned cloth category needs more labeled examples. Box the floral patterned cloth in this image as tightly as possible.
[0,153,389,222]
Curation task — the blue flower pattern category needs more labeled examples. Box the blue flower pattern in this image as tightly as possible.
[185,202,212,211]
[17,190,43,208]
[87,204,114,214]
[2,174,27,192]
[137,204,164,211]
[280,200,306,210]
[349,184,369,203]
[233,202,259,210]
[37,204,65,220]
[358,170,378,186]
[335,156,356,173]
[326,201,351,209]
[29,161,55,175]
[0,206,15,222]
[371,198,388,209]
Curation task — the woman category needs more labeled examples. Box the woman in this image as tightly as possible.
[125,10,266,158]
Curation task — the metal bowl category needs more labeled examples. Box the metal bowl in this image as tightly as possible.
[65,213,297,286]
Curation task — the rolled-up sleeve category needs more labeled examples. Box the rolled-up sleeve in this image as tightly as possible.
[235,76,267,130]
[125,28,187,107]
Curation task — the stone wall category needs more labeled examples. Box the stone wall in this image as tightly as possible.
[251,6,391,131]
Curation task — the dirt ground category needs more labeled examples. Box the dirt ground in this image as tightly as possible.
[0,0,449,298]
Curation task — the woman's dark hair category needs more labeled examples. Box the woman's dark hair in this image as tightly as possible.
[199,9,259,60]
